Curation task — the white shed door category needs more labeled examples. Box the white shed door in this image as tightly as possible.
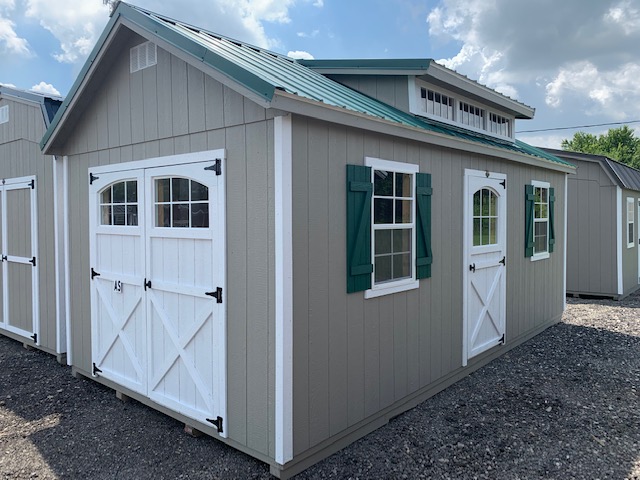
[0,177,39,343]
[463,170,506,365]
[90,159,226,432]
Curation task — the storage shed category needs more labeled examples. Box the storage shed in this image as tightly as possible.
[41,3,575,478]
[0,85,65,361]
[543,148,640,299]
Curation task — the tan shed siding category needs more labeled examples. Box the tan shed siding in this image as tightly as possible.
[566,160,619,296]
[621,189,640,296]
[0,97,58,353]
[291,115,566,455]
[62,37,275,456]
[327,75,410,113]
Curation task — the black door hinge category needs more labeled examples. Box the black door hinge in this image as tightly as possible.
[1,255,6,262]
[204,158,222,176]
[499,256,506,266]
[469,263,475,273]
[93,363,102,375]
[29,179,35,189]
[206,416,223,433]
[89,173,99,185]
[91,268,100,280]
[31,333,37,343]
[144,279,152,291]
[29,256,36,267]
[205,287,223,303]
[500,179,506,188]
[499,333,505,345]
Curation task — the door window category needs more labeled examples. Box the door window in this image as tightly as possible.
[100,180,138,226]
[154,177,209,228]
[472,188,498,246]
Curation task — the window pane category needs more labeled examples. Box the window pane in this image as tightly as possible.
[375,229,392,255]
[395,200,412,223]
[473,191,481,216]
[113,204,126,225]
[191,203,209,228]
[374,170,393,196]
[112,182,125,203]
[101,187,112,204]
[541,188,548,203]
[535,221,548,252]
[375,256,392,283]
[374,198,393,224]
[534,187,541,203]
[629,224,634,245]
[126,205,138,226]
[156,204,170,227]
[101,205,112,225]
[156,178,170,202]
[172,204,190,227]
[473,218,481,246]
[393,229,411,253]
[481,189,491,216]
[126,181,137,203]
[395,173,412,197]
[535,204,541,218]
[172,178,190,202]
[191,181,208,201]
[488,192,496,216]
[540,204,548,219]
[393,253,411,279]
[481,218,490,245]
[489,218,497,245]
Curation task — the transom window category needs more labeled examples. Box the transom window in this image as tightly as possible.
[100,180,138,226]
[421,88,454,120]
[533,183,549,255]
[0,105,8,124]
[488,113,510,137]
[473,188,498,246]
[459,101,484,130]
[154,177,209,228]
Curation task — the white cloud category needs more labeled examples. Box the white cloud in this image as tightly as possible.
[0,82,16,88]
[24,0,109,63]
[0,16,31,56]
[30,81,60,96]
[313,0,324,7]
[287,50,314,60]
[297,29,319,38]
[427,0,640,120]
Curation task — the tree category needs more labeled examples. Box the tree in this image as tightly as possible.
[561,125,640,169]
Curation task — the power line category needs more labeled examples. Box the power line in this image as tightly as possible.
[516,119,640,134]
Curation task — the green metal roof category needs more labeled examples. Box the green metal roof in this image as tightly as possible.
[40,2,574,169]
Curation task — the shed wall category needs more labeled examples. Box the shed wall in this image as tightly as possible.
[61,37,276,458]
[0,96,59,354]
[290,115,567,456]
[327,75,410,113]
[621,188,640,296]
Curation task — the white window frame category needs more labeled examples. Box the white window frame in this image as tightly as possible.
[408,78,514,142]
[0,105,8,124]
[365,157,419,299]
[627,197,635,248]
[531,180,550,262]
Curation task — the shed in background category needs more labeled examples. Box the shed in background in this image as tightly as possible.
[0,85,66,361]
[544,148,640,299]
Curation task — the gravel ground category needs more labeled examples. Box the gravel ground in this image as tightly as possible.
[1,294,639,480]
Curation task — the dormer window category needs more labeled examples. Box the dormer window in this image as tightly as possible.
[412,80,514,141]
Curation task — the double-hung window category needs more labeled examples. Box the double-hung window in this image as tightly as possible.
[525,181,555,260]
[346,159,432,297]
[627,197,635,248]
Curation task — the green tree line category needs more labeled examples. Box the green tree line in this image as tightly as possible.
[561,125,640,169]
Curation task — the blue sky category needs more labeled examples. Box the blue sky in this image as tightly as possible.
[1,0,639,148]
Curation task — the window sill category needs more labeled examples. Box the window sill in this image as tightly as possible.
[530,252,549,262]
[627,244,635,249]
[365,279,419,299]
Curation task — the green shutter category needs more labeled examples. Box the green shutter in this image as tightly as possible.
[346,165,373,293]
[525,184,535,257]
[548,187,556,253]
[416,172,433,279]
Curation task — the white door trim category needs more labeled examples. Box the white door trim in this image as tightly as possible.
[616,187,623,295]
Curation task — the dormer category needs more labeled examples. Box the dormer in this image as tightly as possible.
[300,59,535,143]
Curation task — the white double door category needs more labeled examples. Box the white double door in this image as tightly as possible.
[0,176,39,343]
[463,170,506,365]
[89,160,225,432]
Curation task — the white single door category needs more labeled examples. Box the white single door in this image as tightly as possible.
[89,170,147,394]
[1,177,39,343]
[463,170,506,366]
[144,164,225,426]
[89,157,226,433]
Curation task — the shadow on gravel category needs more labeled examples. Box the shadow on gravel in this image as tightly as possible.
[1,319,639,479]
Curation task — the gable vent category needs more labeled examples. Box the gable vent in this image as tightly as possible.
[130,41,157,73]
[0,105,8,125]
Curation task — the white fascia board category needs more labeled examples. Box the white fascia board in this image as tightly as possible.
[274,114,293,465]
[270,91,575,175]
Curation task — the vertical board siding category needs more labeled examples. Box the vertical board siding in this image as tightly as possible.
[62,37,275,457]
[0,97,59,353]
[291,116,566,454]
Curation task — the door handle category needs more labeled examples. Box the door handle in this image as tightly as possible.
[144,279,152,290]
[469,263,475,272]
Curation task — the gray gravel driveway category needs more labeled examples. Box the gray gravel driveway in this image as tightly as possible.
[1,294,639,479]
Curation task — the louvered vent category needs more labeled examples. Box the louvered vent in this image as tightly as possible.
[130,41,157,73]
[0,105,8,125]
